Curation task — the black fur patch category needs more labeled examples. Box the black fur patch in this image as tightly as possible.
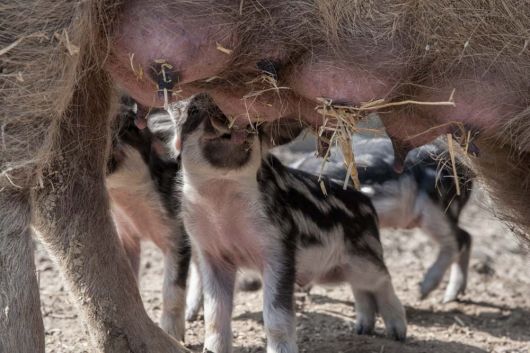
[174,224,192,289]
[258,154,385,268]
[184,95,253,169]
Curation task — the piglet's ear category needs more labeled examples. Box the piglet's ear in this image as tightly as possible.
[147,110,181,158]
[260,119,306,147]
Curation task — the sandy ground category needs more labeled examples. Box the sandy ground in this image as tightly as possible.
[39,133,529,353]
[38,186,530,353]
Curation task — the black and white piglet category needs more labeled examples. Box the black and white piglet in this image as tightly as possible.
[106,98,262,340]
[163,95,407,353]
[290,137,473,303]
[106,98,190,340]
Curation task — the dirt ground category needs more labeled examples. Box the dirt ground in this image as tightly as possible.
[38,133,530,353]
[38,187,530,353]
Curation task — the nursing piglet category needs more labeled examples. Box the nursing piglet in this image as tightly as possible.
[165,95,407,353]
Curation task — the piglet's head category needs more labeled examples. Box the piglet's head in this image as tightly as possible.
[164,94,305,172]
[163,94,255,171]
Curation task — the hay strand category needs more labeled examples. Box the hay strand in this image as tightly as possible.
[243,73,290,100]
[314,96,456,190]
[446,133,461,196]
[61,29,79,56]
[128,53,144,80]
[216,43,233,55]
[319,180,328,196]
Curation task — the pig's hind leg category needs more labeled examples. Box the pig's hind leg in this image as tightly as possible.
[348,263,407,341]
[160,226,191,342]
[350,288,377,335]
[417,195,460,300]
[347,238,407,342]
[443,227,472,303]
[185,260,203,322]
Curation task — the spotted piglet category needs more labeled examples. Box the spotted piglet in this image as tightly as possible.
[290,138,474,303]
[107,98,265,339]
[162,95,407,353]
[106,98,190,341]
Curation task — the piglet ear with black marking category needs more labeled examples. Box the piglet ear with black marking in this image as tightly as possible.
[147,109,181,158]
[261,119,306,147]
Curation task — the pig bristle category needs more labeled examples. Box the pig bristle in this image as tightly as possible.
[0,32,48,56]
[1,0,119,188]
[54,29,80,56]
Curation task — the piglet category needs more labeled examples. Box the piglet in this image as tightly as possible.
[162,95,407,353]
[106,97,265,339]
[106,97,190,341]
[290,137,473,303]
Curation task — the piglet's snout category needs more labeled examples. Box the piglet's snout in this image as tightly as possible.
[229,128,252,145]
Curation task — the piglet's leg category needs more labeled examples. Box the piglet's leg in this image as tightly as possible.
[350,289,377,335]
[185,260,204,322]
[417,195,459,300]
[371,277,407,342]
[161,226,191,342]
[443,228,472,303]
[200,254,236,353]
[348,261,407,342]
[262,257,297,353]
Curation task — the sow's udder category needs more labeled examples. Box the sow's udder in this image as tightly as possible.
[107,1,525,152]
